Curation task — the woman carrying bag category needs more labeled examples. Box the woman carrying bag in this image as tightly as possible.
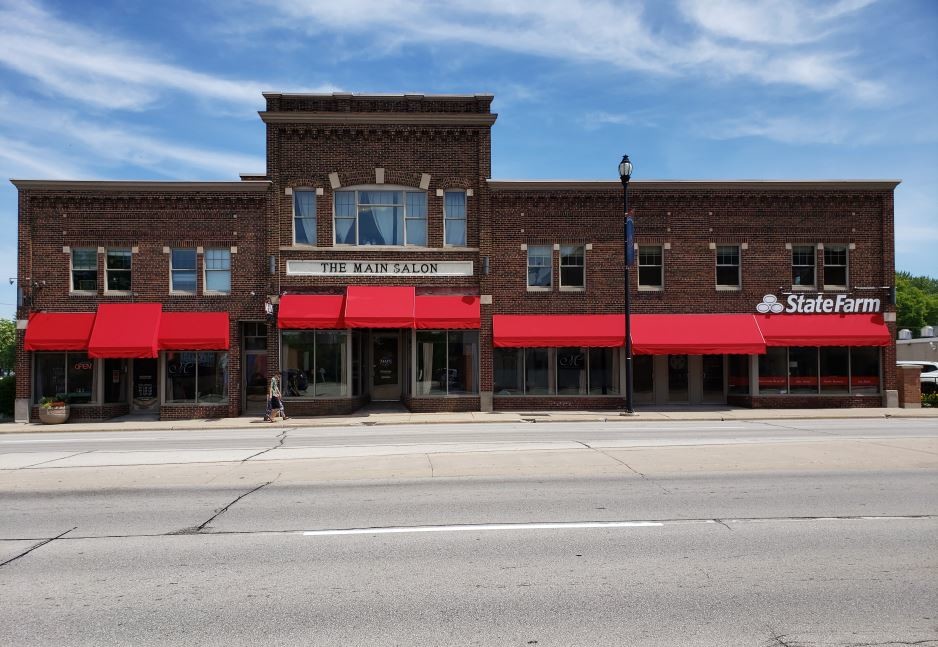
[264,374,289,422]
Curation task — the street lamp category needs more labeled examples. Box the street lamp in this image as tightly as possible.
[619,154,635,414]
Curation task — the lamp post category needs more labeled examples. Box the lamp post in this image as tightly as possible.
[619,154,635,414]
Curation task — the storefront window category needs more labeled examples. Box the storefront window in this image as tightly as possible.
[34,352,95,404]
[557,347,587,394]
[633,354,654,401]
[820,347,850,393]
[281,331,349,398]
[493,347,621,396]
[788,347,818,394]
[851,347,880,394]
[493,348,523,395]
[416,331,447,395]
[525,348,552,395]
[165,351,229,404]
[589,348,619,395]
[416,331,479,396]
[759,347,788,393]
[727,354,750,394]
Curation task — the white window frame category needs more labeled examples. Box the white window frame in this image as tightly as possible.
[203,248,232,295]
[715,244,741,290]
[443,190,467,247]
[526,245,553,291]
[791,244,816,289]
[104,248,132,295]
[637,244,664,291]
[292,189,317,246]
[70,247,98,294]
[332,185,428,247]
[823,243,849,289]
[559,244,585,291]
[170,248,198,295]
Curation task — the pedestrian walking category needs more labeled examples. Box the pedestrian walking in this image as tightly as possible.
[264,374,289,422]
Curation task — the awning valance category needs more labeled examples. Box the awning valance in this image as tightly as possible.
[631,314,766,355]
[24,312,97,351]
[87,303,162,358]
[755,313,891,347]
[344,286,416,328]
[493,315,625,347]
[158,312,230,350]
[278,295,345,329]
[415,295,480,329]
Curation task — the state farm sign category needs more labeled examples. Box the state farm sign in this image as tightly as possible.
[756,293,881,315]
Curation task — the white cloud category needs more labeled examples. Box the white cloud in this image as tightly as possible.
[677,0,876,45]
[0,95,264,179]
[247,0,883,102]
[0,0,268,111]
[696,113,864,146]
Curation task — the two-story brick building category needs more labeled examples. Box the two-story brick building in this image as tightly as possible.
[12,93,898,422]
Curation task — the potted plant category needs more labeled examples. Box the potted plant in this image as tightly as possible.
[38,396,70,424]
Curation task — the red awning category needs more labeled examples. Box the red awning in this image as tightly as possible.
[87,303,162,358]
[493,315,625,347]
[755,313,891,347]
[278,295,345,329]
[415,295,480,329]
[631,314,766,355]
[344,286,416,328]
[24,312,96,351]
[158,312,230,350]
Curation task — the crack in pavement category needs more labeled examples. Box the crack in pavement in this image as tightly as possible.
[12,450,95,470]
[426,454,435,477]
[0,527,77,568]
[172,481,273,534]
[240,429,289,462]
[579,442,674,494]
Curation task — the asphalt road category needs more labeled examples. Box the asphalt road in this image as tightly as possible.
[1,419,937,646]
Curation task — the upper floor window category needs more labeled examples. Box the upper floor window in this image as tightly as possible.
[444,191,467,246]
[171,248,197,294]
[716,245,740,288]
[71,248,97,293]
[527,245,552,289]
[559,245,585,289]
[293,190,317,245]
[105,248,132,292]
[334,188,427,246]
[824,244,848,287]
[204,248,231,294]
[638,245,663,289]
[792,245,816,287]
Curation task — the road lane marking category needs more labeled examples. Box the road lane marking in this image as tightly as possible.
[302,521,664,536]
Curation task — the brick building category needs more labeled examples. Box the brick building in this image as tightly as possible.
[12,93,899,422]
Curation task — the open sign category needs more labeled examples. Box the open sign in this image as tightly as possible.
[73,361,93,371]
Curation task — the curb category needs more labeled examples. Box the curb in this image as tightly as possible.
[1,408,935,435]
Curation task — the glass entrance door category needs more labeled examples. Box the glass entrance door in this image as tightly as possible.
[702,355,725,403]
[132,358,159,413]
[242,322,268,415]
[667,354,689,402]
[372,332,401,401]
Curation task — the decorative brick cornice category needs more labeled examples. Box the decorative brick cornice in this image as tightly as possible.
[260,112,498,126]
[11,180,270,192]
[487,180,901,192]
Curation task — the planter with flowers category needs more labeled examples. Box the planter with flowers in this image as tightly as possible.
[38,397,70,424]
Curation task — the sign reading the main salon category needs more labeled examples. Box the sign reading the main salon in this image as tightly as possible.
[287,259,474,277]
[756,293,881,314]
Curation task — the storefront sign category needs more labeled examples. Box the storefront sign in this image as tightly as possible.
[756,293,881,314]
[287,259,474,277]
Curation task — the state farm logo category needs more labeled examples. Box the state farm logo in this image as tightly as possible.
[755,293,882,314]
[756,294,784,314]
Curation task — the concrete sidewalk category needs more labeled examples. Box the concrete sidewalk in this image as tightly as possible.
[2,405,935,434]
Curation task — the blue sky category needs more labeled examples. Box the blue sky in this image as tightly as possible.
[1,0,936,318]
